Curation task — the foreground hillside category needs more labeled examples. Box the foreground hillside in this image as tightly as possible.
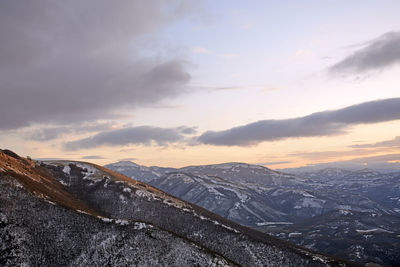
[0,150,347,266]
[106,161,400,266]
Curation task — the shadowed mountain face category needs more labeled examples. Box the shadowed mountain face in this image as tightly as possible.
[106,160,400,266]
[0,150,345,267]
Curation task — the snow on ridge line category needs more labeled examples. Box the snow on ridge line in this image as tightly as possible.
[56,162,192,211]
[96,216,153,229]
[76,163,98,177]
[356,228,394,234]
[196,214,240,233]
[77,209,91,216]
[42,160,240,234]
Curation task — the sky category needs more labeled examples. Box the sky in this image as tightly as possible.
[1,0,400,169]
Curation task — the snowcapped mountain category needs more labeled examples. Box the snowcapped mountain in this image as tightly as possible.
[0,150,343,266]
[181,162,307,187]
[296,168,354,180]
[295,168,400,211]
[106,161,307,186]
[106,160,400,266]
[149,171,391,226]
[104,160,176,183]
[150,171,290,226]
[297,168,384,182]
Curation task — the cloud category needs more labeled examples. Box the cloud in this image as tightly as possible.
[347,153,400,163]
[351,136,400,148]
[197,97,400,146]
[24,122,113,141]
[64,126,196,150]
[330,31,400,74]
[0,0,195,130]
[289,148,375,161]
[176,126,197,135]
[81,155,105,159]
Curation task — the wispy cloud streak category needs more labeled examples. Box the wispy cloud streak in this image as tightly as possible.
[330,31,400,74]
[65,126,196,150]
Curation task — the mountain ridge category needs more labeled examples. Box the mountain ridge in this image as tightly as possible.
[105,159,400,266]
[1,149,347,266]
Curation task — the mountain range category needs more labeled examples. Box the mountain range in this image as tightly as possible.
[105,161,400,266]
[0,149,346,266]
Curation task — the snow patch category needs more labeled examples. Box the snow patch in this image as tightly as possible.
[100,217,113,223]
[62,165,71,175]
[151,170,161,177]
[295,198,324,209]
[123,187,132,193]
[356,228,394,234]
[115,219,129,226]
[119,194,126,203]
[288,232,302,237]
[311,256,328,264]
[133,222,151,230]
[256,222,293,226]
[339,209,353,216]
[44,200,56,205]
[300,191,315,198]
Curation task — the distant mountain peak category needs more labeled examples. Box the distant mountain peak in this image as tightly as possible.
[110,160,141,167]
[184,162,275,172]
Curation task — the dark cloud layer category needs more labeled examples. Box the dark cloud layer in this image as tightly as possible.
[0,0,194,130]
[65,126,196,150]
[330,31,400,74]
[197,98,400,146]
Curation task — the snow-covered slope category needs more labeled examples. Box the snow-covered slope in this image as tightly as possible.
[181,162,307,186]
[151,172,290,226]
[104,160,175,183]
[0,150,343,266]
[107,160,400,266]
